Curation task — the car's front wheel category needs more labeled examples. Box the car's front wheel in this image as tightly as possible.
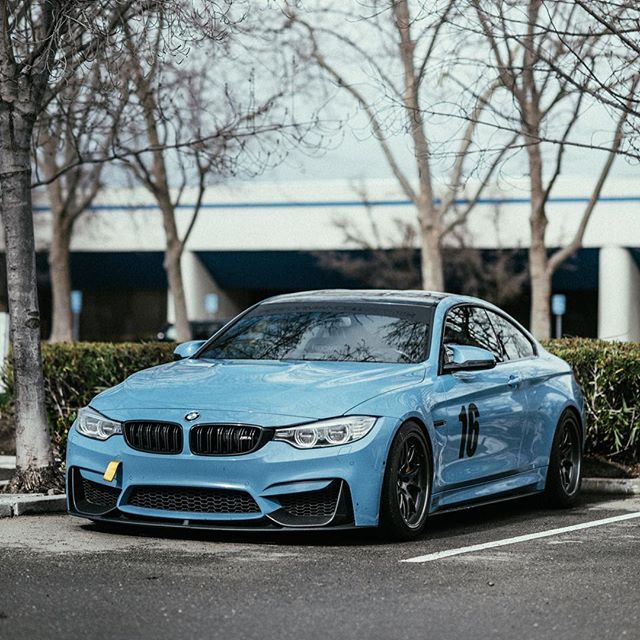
[379,422,432,541]
[543,410,582,508]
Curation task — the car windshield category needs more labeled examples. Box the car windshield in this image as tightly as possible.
[196,302,433,364]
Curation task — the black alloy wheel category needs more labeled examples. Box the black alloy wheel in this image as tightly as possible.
[543,411,582,508]
[379,422,431,540]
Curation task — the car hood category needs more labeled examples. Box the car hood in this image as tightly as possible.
[91,358,425,422]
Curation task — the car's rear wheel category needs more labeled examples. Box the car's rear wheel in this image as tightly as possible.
[543,411,582,508]
[379,422,431,541]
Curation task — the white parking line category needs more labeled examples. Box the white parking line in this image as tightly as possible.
[402,512,640,563]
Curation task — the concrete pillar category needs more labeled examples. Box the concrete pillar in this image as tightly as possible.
[167,251,242,323]
[598,246,640,341]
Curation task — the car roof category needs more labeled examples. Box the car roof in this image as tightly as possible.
[258,289,536,343]
[261,289,452,306]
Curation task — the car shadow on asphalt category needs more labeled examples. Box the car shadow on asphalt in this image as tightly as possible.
[79,493,615,548]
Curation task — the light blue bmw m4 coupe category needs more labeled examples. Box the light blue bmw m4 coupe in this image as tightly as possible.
[66,290,585,539]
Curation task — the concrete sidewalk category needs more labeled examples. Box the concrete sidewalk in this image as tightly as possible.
[0,493,66,518]
[0,456,66,518]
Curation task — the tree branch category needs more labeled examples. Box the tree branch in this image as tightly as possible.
[547,73,639,273]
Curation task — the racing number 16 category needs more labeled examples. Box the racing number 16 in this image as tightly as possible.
[458,403,480,458]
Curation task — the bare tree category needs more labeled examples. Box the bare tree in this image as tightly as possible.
[0,1,231,491]
[317,191,526,306]
[444,206,529,307]
[285,1,515,292]
[540,1,640,159]
[316,212,421,290]
[461,0,638,338]
[115,12,313,342]
[35,62,125,343]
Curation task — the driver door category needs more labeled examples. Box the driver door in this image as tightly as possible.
[431,305,528,491]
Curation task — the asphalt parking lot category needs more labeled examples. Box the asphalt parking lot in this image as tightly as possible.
[1,493,639,640]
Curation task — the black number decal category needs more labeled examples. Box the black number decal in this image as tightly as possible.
[458,403,480,458]
[458,405,467,459]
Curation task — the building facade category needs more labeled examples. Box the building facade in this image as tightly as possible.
[2,177,638,342]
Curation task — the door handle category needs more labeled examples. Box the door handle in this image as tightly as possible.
[453,371,476,382]
[508,374,522,389]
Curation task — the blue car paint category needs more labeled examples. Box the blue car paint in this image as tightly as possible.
[66,290,585,530]
[91,359,426,420]
[67,413,399,527]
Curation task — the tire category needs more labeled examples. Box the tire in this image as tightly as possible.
[542,411,582,508]
[379,422,432,541]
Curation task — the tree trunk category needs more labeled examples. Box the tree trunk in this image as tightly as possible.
[392,0,444,293]
[127,41,192,344]
[48,217,74,342]
[155,188,191,343]
[418,201,445,291]
[0,106,55,481]
[526,124,552,339]
[164,238,191,343]
[529,245,552,339]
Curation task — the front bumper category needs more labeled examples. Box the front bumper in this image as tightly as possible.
[66,415,400,530]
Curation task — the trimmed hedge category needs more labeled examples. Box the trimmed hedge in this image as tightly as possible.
[3,342,175,458]
[2,339,639,465]
[544,339,640,466]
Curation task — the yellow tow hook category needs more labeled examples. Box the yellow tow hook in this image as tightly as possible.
[103,460,121,483]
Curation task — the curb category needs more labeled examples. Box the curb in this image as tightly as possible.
[0,494,66,518]
[582,477,640,495]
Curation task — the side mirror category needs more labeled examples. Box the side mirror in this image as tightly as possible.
[442,344,496,373]
[173,340,206,361]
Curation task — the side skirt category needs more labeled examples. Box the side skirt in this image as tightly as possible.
[429,467,547,514]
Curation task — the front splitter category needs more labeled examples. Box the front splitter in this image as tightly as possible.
[68,507,365,533]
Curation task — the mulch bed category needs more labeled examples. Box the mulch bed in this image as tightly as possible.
[583,455,639,479]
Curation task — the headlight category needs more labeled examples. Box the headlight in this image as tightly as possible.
[76,407,122,441]
[274,416,377,449]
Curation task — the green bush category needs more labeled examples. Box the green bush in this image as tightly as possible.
[2,339,639,465]
[3,342,176,458]
[544,339,640,465]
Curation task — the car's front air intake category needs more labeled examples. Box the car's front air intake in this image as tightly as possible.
[127,486,260,514]
[123,421,183,454]
[81,477,120,510]
[277,482,342,519]
[189,424,266,455]
[267,480,353,527]
[70,468,121,516]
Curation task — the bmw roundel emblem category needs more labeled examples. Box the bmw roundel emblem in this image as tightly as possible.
[185,411,200,422]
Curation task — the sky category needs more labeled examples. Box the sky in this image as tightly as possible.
[255,86,640,188]
[249,2,640,191]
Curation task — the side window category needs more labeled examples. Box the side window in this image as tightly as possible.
[442,306,505,362]
[486,311,535,360]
